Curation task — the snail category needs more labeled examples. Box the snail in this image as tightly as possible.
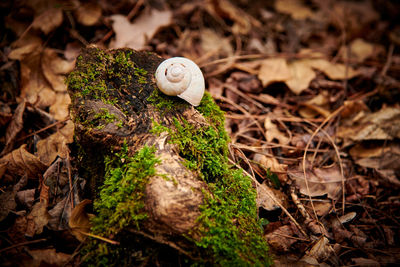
[155,57,205,106]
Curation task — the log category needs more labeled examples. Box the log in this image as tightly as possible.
[67,46,271,266]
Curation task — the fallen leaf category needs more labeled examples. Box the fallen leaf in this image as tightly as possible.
[264,116,289,145]
[41,48,75,92]
[20,52,57,108]
[205,0,260,35]
[110,9,172,50]
[1,100,26,155]
[27,248,70,266]
[200,29,233,58]
[75,2,102,26]
[36,120,74,165]
[0,189,17,222]
[286,60,316,94]
[343,38,375,63]
[8,41,42,61]
[265,225,296,252]
[351,258,381,267]
[302,237,334,263]
[25,200,51,237]
[256,182,282,211]
[69,199,93,242]
[275,0,314,20]
[338,107,400,141]
[288,163,343,199]
[32,7,63,34]
[254,153,288,184]
[49,92,71,120]
[16,189,36,209]
[304,58,360,80]
[258,58,291,87]
[0,144,47,179]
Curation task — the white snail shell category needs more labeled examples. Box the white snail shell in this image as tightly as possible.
[155,57,205,106]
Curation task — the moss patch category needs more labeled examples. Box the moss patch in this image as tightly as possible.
[83,145,160,266]
[152,94,271,266]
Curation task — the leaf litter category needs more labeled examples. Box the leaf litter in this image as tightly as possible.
[1,0,400,266]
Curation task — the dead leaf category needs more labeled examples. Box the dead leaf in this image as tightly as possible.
[69,199,93,242]
[264,116,289,145]
[20,52,57,108]
[25,200,50,237]
[16,189,36,209]
[2,100,26,155]
[338,107,400,141]
[110,9,172,50]
[75,3,102,26]
[49,92,71,120]
[0,144,47,179]
[41,48,75,92]
[288,163,343,199]
[303,236,334,263]
[200,29,233,59]
[36,120,74,165]
[275,0,314,20]
[254,153,288,184]
[313,201,332,217]
[304,58,360,80]
[27,248,70,266]
[256,182,282,211]
[351,258,381,267]
[258,58,291,87]
[8,41,42,61]
[205,0,260,35]
[265,225,296,252]
[286,60,316,94]
[341,38,376,63]
[32,8,63,35]
[0,189,17,222]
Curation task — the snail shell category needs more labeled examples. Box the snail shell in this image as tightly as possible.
[155,57,205,106]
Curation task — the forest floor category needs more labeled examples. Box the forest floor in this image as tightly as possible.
[0,0,399,266]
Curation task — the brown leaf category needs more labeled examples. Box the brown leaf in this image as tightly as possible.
[256,182,282,211]
[75,3,102,26]
[264,116,289,145]
[42,48,75,92]
[0,189,17,222]
[16,189,36,208]
[49,92,71,120]
[258,58,291,87]
[69,199,93,242]
[265,225,296,252]
[0,144,47,179]
[288,163,343,199]
[304,58,360,80]
[110,9,172,50]
[205,0,260,35]
[303,237,335,263]
[25,200,50,237]
[32,8,63,35]
[36,120,74,165]
[27,248,70,266]
[254,152,288,184]
[286,60,316,94]
[20,53,56,108]
[1,100,26,155]
[275,0,314,20]
[8,41,42,61]
[338,107,400,141]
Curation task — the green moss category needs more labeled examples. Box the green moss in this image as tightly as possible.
[83,145,160,266]
[152,94,271,266]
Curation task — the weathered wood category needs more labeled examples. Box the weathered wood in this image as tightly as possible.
[67,46,271,266]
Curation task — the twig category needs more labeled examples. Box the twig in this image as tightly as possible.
[0,239,47,253]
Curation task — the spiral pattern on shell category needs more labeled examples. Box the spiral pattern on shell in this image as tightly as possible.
[155,57,205,106]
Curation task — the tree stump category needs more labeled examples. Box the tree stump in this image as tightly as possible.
[67,46,271,266]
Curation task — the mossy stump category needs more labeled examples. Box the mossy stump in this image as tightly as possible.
[67,46,271,266]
